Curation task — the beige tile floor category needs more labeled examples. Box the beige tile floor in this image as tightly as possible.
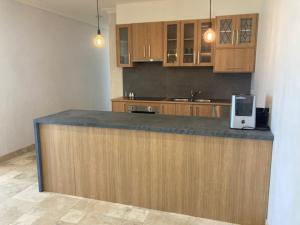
[0,150,237,225]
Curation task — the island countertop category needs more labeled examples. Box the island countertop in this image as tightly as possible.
[34,110,274,141]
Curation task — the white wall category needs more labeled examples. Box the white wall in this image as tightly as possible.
[107,12,123,99]
[116,0,263,24]
[253,0,300,224]
[0,0,110,157]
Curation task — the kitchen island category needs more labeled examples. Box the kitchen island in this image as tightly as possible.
[34,110,273,225]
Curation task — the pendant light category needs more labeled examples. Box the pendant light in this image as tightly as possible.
[203,0,216,43]
[94,0,105,48]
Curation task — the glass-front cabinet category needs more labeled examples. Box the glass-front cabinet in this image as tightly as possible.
[216,14,258,48]
[180,21,198,66]
[164,22,180,67]
[236,14,258,48]
[116,24,133,67]
[164,20,215,67]
[216,16,235,48]
[197,20,215,66]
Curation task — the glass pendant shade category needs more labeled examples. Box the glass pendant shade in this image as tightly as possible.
[203,28,216,43]
[94,34,105,48]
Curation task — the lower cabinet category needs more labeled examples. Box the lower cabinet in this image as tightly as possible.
[112,101,230,118]
[175,104,193,116]
[112,102,127,112]
[192,105,213,117]
[161,104,176,115]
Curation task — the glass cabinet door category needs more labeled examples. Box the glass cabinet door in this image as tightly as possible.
[216,16,235,48]
[181,21,198,66]
[117,25,133,67]
[164,22,180,66]
[236,14,258,48]
[197,20,215,66]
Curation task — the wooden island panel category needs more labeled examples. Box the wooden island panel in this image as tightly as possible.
[39,124,272,225]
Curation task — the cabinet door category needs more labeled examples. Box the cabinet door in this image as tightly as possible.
[175,104,193,116]
[213,105,231,118]
[112,102,126,112]
[214,48,256,73]
[193,105,213,117]
[236,14,258,48]
[148,22,164,61]
[116,25,133,67]
[180,20,198,66]
[161,104,176,115]
[216,16,236,48]
[197,19,215,66]
[132,23,148,61]
[164,22,181,67]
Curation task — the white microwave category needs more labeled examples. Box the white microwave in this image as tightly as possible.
[230,95,256,130]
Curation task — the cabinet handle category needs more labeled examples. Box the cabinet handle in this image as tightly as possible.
[128,53,131,64]
[149,45,151,58]
[144,46,146,58]
[236,30,239,45]
[193,52,196,64]
[197,51,200,64]
[232,30,235,45]
[212,106,216,117]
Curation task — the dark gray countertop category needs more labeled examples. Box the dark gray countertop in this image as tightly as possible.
[34,110,274,141]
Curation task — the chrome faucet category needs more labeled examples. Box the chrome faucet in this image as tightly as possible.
[190,89,202,101]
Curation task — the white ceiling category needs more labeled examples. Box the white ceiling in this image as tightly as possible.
[16,0,161,26]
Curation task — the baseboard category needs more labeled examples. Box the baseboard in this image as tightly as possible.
[0,144,35,163]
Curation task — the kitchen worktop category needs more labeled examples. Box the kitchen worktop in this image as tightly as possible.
[112,97,232,105]
[34,110,274,141]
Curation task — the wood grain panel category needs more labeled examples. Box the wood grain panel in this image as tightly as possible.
[39,125,272,225]
[175,104,193,116]
[193,105,213,117]
[40,125,76,195]
[132,23,148,61]
[214,48,256,73]
[148,22,164,60]
[161,104,176,115]
[112,101,126,112]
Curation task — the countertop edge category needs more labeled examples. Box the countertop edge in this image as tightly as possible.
[34,117,274,142]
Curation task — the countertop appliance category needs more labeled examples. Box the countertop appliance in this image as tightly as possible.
[230,95,256,129]
[128,105,160,114]
[256,108,270,130]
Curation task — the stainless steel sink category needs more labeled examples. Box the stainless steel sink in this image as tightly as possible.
[169,98,190,102]
[193,99,212,103]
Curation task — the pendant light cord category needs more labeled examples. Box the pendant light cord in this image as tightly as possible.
[209,0,212,27]
[97,0,101,34]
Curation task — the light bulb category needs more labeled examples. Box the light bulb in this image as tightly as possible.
[203,28,216,43]
[94,34,105,48]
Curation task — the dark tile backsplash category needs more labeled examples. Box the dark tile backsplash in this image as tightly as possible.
[123,62,251,100]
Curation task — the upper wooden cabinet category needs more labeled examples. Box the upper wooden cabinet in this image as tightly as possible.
[132,22,163,62]
[116,14,258,72]
[164,22,181,67]
[197,20,215,66]
[214,14,258,73]
[181,20,198,66]
[116,24,133,67]
[216,14,258,48]
[163,20,215,67]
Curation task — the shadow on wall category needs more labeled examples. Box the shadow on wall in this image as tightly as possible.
[123,62,252,100]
